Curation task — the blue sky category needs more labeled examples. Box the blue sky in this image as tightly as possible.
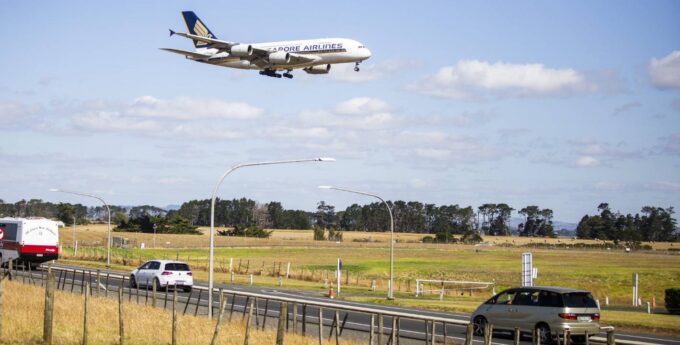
[1,1,679,222]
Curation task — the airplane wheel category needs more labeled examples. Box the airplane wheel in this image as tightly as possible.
[354,67,360,72]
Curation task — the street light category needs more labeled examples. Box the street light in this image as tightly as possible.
[318,185,395,299]
[207,157,336,318]
[49,188,112,267]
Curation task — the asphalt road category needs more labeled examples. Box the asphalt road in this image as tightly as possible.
[11,264,680,345]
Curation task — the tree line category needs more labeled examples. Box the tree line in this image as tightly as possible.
[1,198,676,242]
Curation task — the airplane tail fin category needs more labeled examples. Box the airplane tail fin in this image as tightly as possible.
[181,11,217,48]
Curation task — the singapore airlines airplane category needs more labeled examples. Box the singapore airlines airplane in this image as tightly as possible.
[161,11,372,79]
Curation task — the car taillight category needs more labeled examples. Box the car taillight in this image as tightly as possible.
[559,313,578,320]
[161,271,172,275]
[187,272,192,276]
[592,313,600,321]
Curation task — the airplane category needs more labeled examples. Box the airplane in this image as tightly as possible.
[161,11,372,79]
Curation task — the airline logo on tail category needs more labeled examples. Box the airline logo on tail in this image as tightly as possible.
[193,20,212,39]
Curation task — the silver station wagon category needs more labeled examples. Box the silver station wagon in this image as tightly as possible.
[471,286,601,344]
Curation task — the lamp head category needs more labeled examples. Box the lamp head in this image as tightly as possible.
[317,157,336,162]
[48,188,60,192]
[318,185,333,190]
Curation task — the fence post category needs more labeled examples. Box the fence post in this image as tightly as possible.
[83,284,90,345]
[514,327,520,345]
[43,265,55,345]
[369,314,375,345]
[584,331,589,345]
[292,303,298,334]
[276,302,287,345]
[302,305,307,336]
[7,260,13,281]
[533,326,540,345]
[210,292,227,345]
[244,299,255,345]
[318,307,323,345]
[430,320,436,345]
[152,281,157,307]
[96,270,101,296]
[378,314,383,345]
[564,330,570,345]
[483,323,493,345]
[172,286,177,345]
[334,310,340,345]
[118,287,125,345]
[606,329,615,345]
[465,323,473,345]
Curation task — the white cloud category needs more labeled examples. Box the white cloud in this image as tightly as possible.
[298,97,395,130]
[329,59,420,82]
[575,155,600,167]
[408,60,590,99]
[0,100,42,126]
[334,97,391,115]
[649,51,680,89]
[128,96,263,120]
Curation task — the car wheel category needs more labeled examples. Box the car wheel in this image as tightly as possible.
[473,316,487,336]
[129,275,137,289]
[535,323,552,345]
[154,278,165,291]
[183,286,192,293]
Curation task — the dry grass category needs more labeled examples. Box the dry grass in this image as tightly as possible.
[0,279,357,345]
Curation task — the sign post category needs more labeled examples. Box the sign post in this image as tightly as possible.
[336,258,342,295]
[633,273,639,307]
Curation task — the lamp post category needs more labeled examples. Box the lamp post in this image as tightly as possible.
[49,188,112,267]
[318,185,395,299]
[207,157,336,318]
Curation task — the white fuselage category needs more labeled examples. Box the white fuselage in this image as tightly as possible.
[197,38,371,70]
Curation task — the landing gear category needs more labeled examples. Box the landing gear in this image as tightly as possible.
[259,69,282,78]
[354,61,361,72]
[282,70,293,79]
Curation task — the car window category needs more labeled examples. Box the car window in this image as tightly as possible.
[538,291,564,307]
[494,291,517,305]
[514,291,540,306]
[149,261,161,270]
[165,263,190,271]
[562,292,598,308]
[139,262,151,270]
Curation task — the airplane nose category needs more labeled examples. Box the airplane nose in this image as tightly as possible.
[363,48,372,60]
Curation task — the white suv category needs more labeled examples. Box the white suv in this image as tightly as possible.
[130,260,193,292]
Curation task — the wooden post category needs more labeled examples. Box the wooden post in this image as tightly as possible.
[229,293,236,321]
[276,302,287,345]
[145,281,150,305]
[118,287,125,345]
[369,314,375,345]
[194,290,202,316]
[210,292,227,345]
[465,323,473,345]
[318,307,323,345]
[483,323,493,345]
[152,281,157,307]
[96,270,101,296]
[585,331,589,345]
[292,303,298,334]
[172,286,177,345]
[183,288,193,315]
[564,330,570,345]
[533,326,540,345]
[262,299,269,330]
[43,266,55,345]
[83,284,90,345]
[334,310,340,345]
[430,320,436,345]
[243,299,255,345]
[302,305,307,336]
[514,328,520,345]
[164,284,169,309]
[391,317,397,345]
[105,273,110,297]
[378,314,383,345]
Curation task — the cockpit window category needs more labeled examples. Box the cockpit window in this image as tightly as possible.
[358,45,365,48]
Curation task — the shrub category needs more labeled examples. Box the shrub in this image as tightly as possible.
[313,227,326,241]
[217,225,271,238]
[421,236,435,243]
[665,288,680,314]
[327,229,343,241]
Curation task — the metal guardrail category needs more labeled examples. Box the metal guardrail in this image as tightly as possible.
[6,263,637,345]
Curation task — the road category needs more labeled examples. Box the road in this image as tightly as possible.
[12,263,680,345]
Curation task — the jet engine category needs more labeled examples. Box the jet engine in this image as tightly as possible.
[269,51,291,64]
[230,44,253,57]
[304,64,331,74]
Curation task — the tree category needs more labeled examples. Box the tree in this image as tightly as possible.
[518,206,554,237]
[315,201,336,229]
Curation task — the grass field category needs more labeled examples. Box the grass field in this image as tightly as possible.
[54,224,680,334]
[0,279,358,345]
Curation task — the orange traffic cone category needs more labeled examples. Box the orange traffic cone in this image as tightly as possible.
[329,282,335,299]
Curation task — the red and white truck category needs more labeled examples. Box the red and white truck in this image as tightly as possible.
[0,217,59,268]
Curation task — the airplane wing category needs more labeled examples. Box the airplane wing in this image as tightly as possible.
[247,48,319,67]
[160,48,211,60]
[169,30,237,50]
